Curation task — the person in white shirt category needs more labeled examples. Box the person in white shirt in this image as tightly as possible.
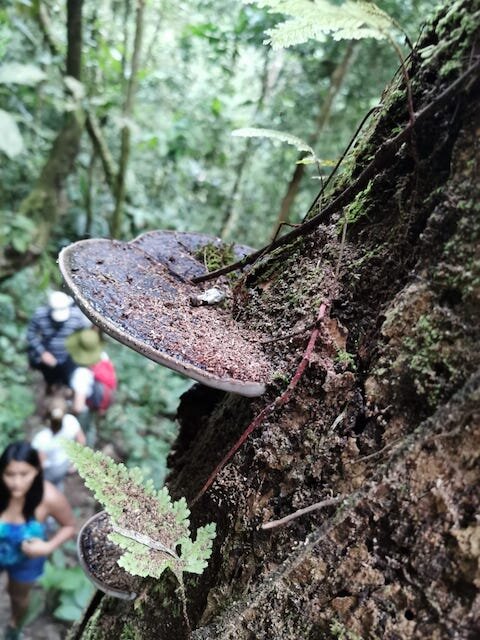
[32,396,86,491]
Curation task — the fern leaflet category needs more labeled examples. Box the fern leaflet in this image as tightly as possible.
[232,127,317,162]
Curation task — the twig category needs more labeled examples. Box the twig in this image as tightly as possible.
[191,60,480,285]
[191,303,327,505]
[261,496,344,530]
[345,436,404,465]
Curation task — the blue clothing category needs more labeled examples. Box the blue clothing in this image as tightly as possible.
[27,305,90,365]
[0,520,46,582]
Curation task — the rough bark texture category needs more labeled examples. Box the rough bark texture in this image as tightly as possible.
[72,1,480,638]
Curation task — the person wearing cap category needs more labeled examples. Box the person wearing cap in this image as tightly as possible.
[31,396,86,491]
[66,328,117,422]
[26,291,91,389]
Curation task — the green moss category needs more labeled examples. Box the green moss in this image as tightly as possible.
[402,314,462,408]
[120,624,142,640]
[68,606,104,640]
[330,620,364,640]
[338,180,373,233]
[195,241,235,273]
[335,349,356,369]
[440,58,463,77]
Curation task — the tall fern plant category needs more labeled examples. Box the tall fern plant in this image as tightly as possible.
[246,0,413,114]
[247,0,410,48]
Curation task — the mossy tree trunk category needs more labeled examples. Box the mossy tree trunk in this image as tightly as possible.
[71,1,480,638]
[0,0,85,282]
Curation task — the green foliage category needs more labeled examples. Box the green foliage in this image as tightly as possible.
[0,211,37,251]
[248,0,395,49]
[64,442,216,580]
[0,62,46,158]
[39,550,95,622]
[0,109,24,158]
[0,62,46,85]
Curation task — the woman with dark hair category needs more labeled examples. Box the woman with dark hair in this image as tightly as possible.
[0,441,75,640]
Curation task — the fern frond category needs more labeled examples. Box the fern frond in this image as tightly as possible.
[63,441,216,580]
[247,0,393,49]
[177,523,217,575]
[232,127,317,158]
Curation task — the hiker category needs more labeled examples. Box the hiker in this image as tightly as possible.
[66,328,117,417]
[0,441,75,640]
[32,396,86,491]
[26,291,91,390]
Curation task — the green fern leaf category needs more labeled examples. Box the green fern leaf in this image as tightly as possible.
[63,441,216,580]
[177,523,217,574]
[247,0,393,49]
[232,127,317,158]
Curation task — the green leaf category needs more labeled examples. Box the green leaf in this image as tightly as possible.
[296,155,317,165]
[73,583,95,608]
[53,601,83,622]
[0,62,46,85]
[0,109,24,158]
[232,127,316,157]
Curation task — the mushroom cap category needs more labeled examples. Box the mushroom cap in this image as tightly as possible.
[58,231,271,396]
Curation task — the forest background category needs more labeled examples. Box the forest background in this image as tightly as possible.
[0,0,431,626]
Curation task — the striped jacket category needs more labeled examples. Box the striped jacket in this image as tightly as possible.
[27,305,91,365]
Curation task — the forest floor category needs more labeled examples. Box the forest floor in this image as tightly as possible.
[0,409,97,640]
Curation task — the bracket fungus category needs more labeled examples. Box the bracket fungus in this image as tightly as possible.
[58,230,272,396]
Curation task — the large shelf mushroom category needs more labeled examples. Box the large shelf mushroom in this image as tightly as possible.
[58,231,271,396]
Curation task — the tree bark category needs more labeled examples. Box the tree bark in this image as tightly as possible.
[70,1,480,637]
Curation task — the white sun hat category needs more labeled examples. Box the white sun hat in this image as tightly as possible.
[48,291,73,323]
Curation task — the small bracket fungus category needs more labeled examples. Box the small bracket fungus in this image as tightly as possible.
[58,230,272,396]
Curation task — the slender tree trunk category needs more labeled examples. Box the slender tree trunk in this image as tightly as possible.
[110,0,145,239]
[0,0,85,281]
[84,149,96,236]
[273,41,358,236]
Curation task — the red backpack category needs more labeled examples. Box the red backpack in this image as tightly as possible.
[87,359,117,413]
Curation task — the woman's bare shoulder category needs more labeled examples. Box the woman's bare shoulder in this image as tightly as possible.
[40,480,74,524]
[42,480,64,507]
